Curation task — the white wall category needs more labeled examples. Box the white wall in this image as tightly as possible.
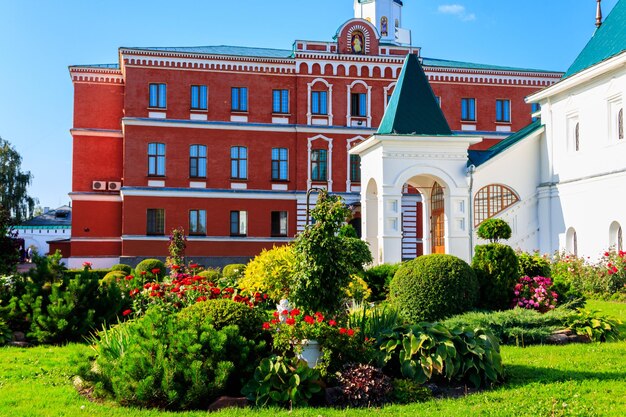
[14,228,71,256]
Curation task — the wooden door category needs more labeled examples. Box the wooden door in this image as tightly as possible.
[431,182,445,254]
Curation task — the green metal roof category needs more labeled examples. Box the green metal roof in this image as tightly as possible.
[122,45,295,59]
[468,120,543,166]
[564,0,626,78]
[421,57,561,74]
[377,54,452,135]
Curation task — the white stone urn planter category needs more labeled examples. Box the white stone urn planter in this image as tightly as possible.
[297,339,321,368]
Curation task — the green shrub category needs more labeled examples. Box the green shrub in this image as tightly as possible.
[86,307,264,410]
[66,269,111,280]
[291,191,372,314]
[567,308,622,342]
[222,264,246,286]
[0,317,10,346]
[472,243,519,310]
[242,355,322,408]
[337,363,392,408]
[134,259,166,280]
[391,379,432,404]
[477,218,512,242]
[389,254,478,322]
[378,322,503,388]
[197,269,221,282]
[362,263,400,301]
[238,245,296,302]
[178,299,264,340]
[347,302,402,344]
[110,264,132,275]
[441,307,579,346]
[518,252,551,278]
[345,275,371,303]
[100,271,127,286]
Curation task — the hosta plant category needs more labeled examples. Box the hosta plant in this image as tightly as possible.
[241,355,322,408]
[567,308,622,342]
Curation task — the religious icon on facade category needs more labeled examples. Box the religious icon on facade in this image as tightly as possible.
[381,16,388,36]
[351,31,364,54]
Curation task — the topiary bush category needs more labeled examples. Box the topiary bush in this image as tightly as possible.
[389,254,478,322]
[362,263,400,301]
[110,264,132,275]
[100,270,127,286]
[134,258,165,281]
[197,269,221,282]
[477,218,512,243]
[222,264,246,286]
[238,245,296,302]
[472,243,519,310]
[518,252,551,279]
[178,298,264,340]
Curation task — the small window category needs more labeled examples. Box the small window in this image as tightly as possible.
[147,209,165,235]
[231,87,248,112]
[311,91,328,115]
[230,211,248,236]
[350,154,361,182]
[566,227,578,256]
[271,148,288,181]
[149,83,166,108]
[461,98,476,121]
[350,93,367,117]
[311,149,328,181]
[231,146,248,179]
[189,210,207,235]
[474,184,520,226]
[619,108,624,140]
[496,99,511,122]
[272,89,289,113]
[610,221,623,251]
[575,122,580,151]
[189,145,207,178]
[271,211,288,237]
[190,85,208,110]
[148,143,166,176]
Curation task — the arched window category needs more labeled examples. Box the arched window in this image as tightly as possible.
[575,122,580,151]
[566,227,578,256]
[609,221,623,251]
[474,184,519,226]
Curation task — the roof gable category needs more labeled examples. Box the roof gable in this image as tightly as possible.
[468,120,542,166]
[377,54,452,135]
[564,0,626,78]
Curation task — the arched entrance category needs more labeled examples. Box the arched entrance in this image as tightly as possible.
[430,182,445,254]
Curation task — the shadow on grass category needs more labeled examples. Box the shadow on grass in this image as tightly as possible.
[505,364,626,386]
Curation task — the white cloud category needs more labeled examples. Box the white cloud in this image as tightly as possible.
[438,4,476,21]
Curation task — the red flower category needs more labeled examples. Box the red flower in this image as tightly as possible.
[273,311,280,318]
[125,275,134,281]
[314,312,324,323]
[211,287,220,295]
[290,308,301,317]
[304,315,315,324]
[339,328,347,334]
[140,271,147,276]
[286,317,296,326]
[189,263,199,269]
[196,296,207,302]
[171,265,180,270]
[328,319,337,327]
[281,310,289,316]
[271,319,279,325]
[347,329,355,337]
[122,309,132,316]
[143,283,151,289]
[262,322,271,330]
[151,268,161,274]
[129,289,139,297]
[604,251,610,257]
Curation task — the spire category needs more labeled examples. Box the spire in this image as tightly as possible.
[377,54,452,135]
[596,0,603,28]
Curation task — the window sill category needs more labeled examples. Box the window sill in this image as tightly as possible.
[148,107,167,111]
[272,113,291,116]
[190,108,208,112]
[231,110,249,114]
[495,121,512,125]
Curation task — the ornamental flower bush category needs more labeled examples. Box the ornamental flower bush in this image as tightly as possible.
[512,276,558,313]
[597,250,626,296]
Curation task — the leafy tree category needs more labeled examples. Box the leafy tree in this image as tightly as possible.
[291,191,372,314]
[477,218,512,243]
[0,205,19,275]
[0,138,36,222]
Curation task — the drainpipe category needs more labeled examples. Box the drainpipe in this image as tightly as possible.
[466,164,476,260]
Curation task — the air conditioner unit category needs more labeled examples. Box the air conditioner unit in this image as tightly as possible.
[92,180,106,191]
[107,181,122,191]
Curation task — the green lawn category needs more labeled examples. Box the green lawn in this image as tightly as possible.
[1,300,625,417]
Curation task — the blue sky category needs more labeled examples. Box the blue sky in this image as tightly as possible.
[0,0,618,210]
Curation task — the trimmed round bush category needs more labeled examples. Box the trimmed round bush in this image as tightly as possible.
[100,270,127,286]
[518,252,551,278]
[389,254,478,322]
[110,263,132,275]
[477,218,512,242]
[178,298,263,339]
[223,264,246,280]
[134,258,166,280]
[472,243,519,310]
[197,269,221,282]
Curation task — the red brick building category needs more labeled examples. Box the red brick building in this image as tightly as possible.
[67,0,561,268]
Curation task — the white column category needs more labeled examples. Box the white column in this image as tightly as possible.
[379,187,403,264]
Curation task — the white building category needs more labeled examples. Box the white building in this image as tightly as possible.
[354,0,625,264]
[15,206,72,256]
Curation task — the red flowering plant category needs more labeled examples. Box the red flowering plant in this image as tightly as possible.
[597,250,626,296]
[512,276,558,313]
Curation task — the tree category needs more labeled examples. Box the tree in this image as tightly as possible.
[0,205,19,275]
[290,191,372,314]
[0,137,36,223]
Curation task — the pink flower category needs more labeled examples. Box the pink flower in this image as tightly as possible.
[82,262,92,269]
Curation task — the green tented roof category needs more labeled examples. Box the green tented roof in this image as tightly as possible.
[468,120,543,166]
[377,54,451,135]
[564,0,626,78]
